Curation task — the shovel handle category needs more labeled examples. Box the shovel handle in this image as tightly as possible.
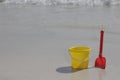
[99,30,104,57]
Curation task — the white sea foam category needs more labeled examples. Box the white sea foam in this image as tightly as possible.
[1,0,120,6]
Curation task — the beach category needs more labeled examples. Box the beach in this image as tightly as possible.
[0,2,120,80]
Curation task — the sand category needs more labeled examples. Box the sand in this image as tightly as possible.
[0,4,120,80]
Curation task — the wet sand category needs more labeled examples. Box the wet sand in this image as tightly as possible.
[0,4,120,80]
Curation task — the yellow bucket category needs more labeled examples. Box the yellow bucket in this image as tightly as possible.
[69,46,91,69]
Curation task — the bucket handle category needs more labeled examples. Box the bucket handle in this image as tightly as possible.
[69,51,89,62]
[70,56,89,62]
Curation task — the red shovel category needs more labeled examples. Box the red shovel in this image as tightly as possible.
[95,30,106,69]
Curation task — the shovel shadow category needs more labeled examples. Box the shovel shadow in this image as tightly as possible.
[56,66,94,73]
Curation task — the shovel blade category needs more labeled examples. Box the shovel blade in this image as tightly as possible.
[95,57,106,69]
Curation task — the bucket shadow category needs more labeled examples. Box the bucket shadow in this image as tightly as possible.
[56,66,94,73]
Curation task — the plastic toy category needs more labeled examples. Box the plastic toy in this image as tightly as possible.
[95,30,106,69]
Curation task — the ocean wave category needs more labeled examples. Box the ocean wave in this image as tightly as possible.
[1,0,120,6]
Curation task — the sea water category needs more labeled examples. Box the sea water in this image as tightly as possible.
[1,0,120,6]
[0,0,120,29]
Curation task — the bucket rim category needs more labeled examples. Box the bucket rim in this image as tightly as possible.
[69,46,91,52]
